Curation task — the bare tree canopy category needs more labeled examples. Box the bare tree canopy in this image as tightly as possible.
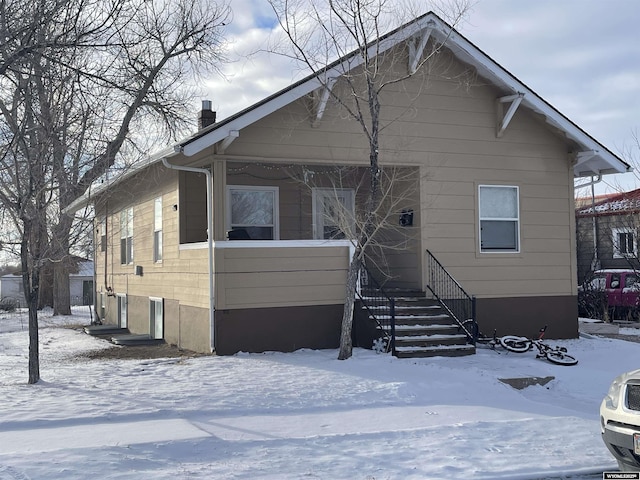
[0,0,230,383]
[267,0,470,359]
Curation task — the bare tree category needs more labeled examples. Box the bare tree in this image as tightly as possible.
[267,0,469,359]
[0,0,230,383]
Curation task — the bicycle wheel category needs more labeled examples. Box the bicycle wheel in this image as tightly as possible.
[459,320,478,341]
[545,350,578,366]
[499,336,531,353]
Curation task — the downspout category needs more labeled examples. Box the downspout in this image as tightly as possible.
[161,156,215,353]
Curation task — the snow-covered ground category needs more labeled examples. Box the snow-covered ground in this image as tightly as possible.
[0,307,637,479]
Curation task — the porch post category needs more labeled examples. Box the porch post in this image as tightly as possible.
[212,159,227,241]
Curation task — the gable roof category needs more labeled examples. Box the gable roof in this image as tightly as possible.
[577,188,640,217]
[176,11,630,177]
[66,11,630,213]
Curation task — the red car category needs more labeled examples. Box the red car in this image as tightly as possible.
[581,269,640,319]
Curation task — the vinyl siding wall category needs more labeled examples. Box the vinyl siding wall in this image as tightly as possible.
[217,46,576,299]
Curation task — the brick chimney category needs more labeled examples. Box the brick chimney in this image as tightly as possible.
[198,100,216,130]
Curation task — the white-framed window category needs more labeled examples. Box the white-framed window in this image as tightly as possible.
[312,188,356,240]
[154,197,163,262]
[120,207,134,264]
[150,297,163,339]
[117,294,127,329]
[227,185,279,240]
[98,218,107,252]
[613,227,636,258]
[478,185,520,252]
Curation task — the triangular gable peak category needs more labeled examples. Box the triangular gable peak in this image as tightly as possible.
[65,10,631,214]
[577,188,640,217]
[176,11,629,178]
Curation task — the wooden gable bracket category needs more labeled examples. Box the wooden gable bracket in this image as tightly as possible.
[216,130,240,154]
[408,28,433,74]
[496,92,525,138]
[311,77,338,128]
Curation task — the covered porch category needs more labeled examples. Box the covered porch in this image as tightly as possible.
[176,160,423,354]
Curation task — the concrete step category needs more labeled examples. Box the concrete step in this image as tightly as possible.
[395,333,468,348]
[395,343,476,358]
[111,334,165,346]
[393,324,460,336]
[84,325,129,336]
[359,288,475,359]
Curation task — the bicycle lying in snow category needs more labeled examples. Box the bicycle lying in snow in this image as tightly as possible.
[499,325,578,366]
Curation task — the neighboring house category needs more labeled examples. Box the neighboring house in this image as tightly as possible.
[576,189,640,283]
[67,12,630,355]
[0,260,94,307]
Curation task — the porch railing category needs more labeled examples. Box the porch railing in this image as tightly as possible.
[356,263,395,354]
[425,250,476,343]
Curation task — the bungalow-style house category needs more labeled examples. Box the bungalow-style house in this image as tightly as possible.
[576,188,640,284]
[67,12,630,355]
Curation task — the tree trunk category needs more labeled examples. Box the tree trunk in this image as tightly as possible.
[338,252,362,360]
[27,288,40,384]
[53,262,71,315]
[52,217,73,315]
[38,266,53,309]
[21,224,40,384]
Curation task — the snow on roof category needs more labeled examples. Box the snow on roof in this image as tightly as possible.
[577,188,640,216]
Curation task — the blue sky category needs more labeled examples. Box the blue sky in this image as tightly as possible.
[204,0,640,194]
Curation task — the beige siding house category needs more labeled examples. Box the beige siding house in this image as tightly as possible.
[69,12,630,354]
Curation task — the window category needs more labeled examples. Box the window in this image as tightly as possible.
[613,227,636,258]
[120,207,133,264]
[312,188,355,240]
[154,197,163,262]
[227,186,279,240]
[98,218,106,252]
[117,294,127,329]
[479,185,519,252]
[150,297,163,339]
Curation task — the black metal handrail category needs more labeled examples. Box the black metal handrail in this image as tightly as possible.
[425,249,476,343]
[356,263,395,354]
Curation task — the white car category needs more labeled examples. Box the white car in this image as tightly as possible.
[601,369,640,471]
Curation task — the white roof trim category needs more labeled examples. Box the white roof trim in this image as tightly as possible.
[178,13,628,177]
[68,11,630,213]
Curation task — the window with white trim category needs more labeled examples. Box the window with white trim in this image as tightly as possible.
[98,218,106,252]
[312,188,355,240]
[120,207,133,264]
[153,197,163,262]
[479,185,520,252]
[612,227,636,258]
[227,186,279,240]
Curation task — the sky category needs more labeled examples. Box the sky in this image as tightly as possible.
[0,306,637,478]
[201,0,640,195]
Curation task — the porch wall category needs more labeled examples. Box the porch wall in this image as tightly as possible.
[214,243,350,310]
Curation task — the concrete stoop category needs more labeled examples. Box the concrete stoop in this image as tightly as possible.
[84,325,164,346]
[84,324,129,337]
[111,334,165,346]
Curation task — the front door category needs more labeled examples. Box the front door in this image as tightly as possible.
[312,188,355,240]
